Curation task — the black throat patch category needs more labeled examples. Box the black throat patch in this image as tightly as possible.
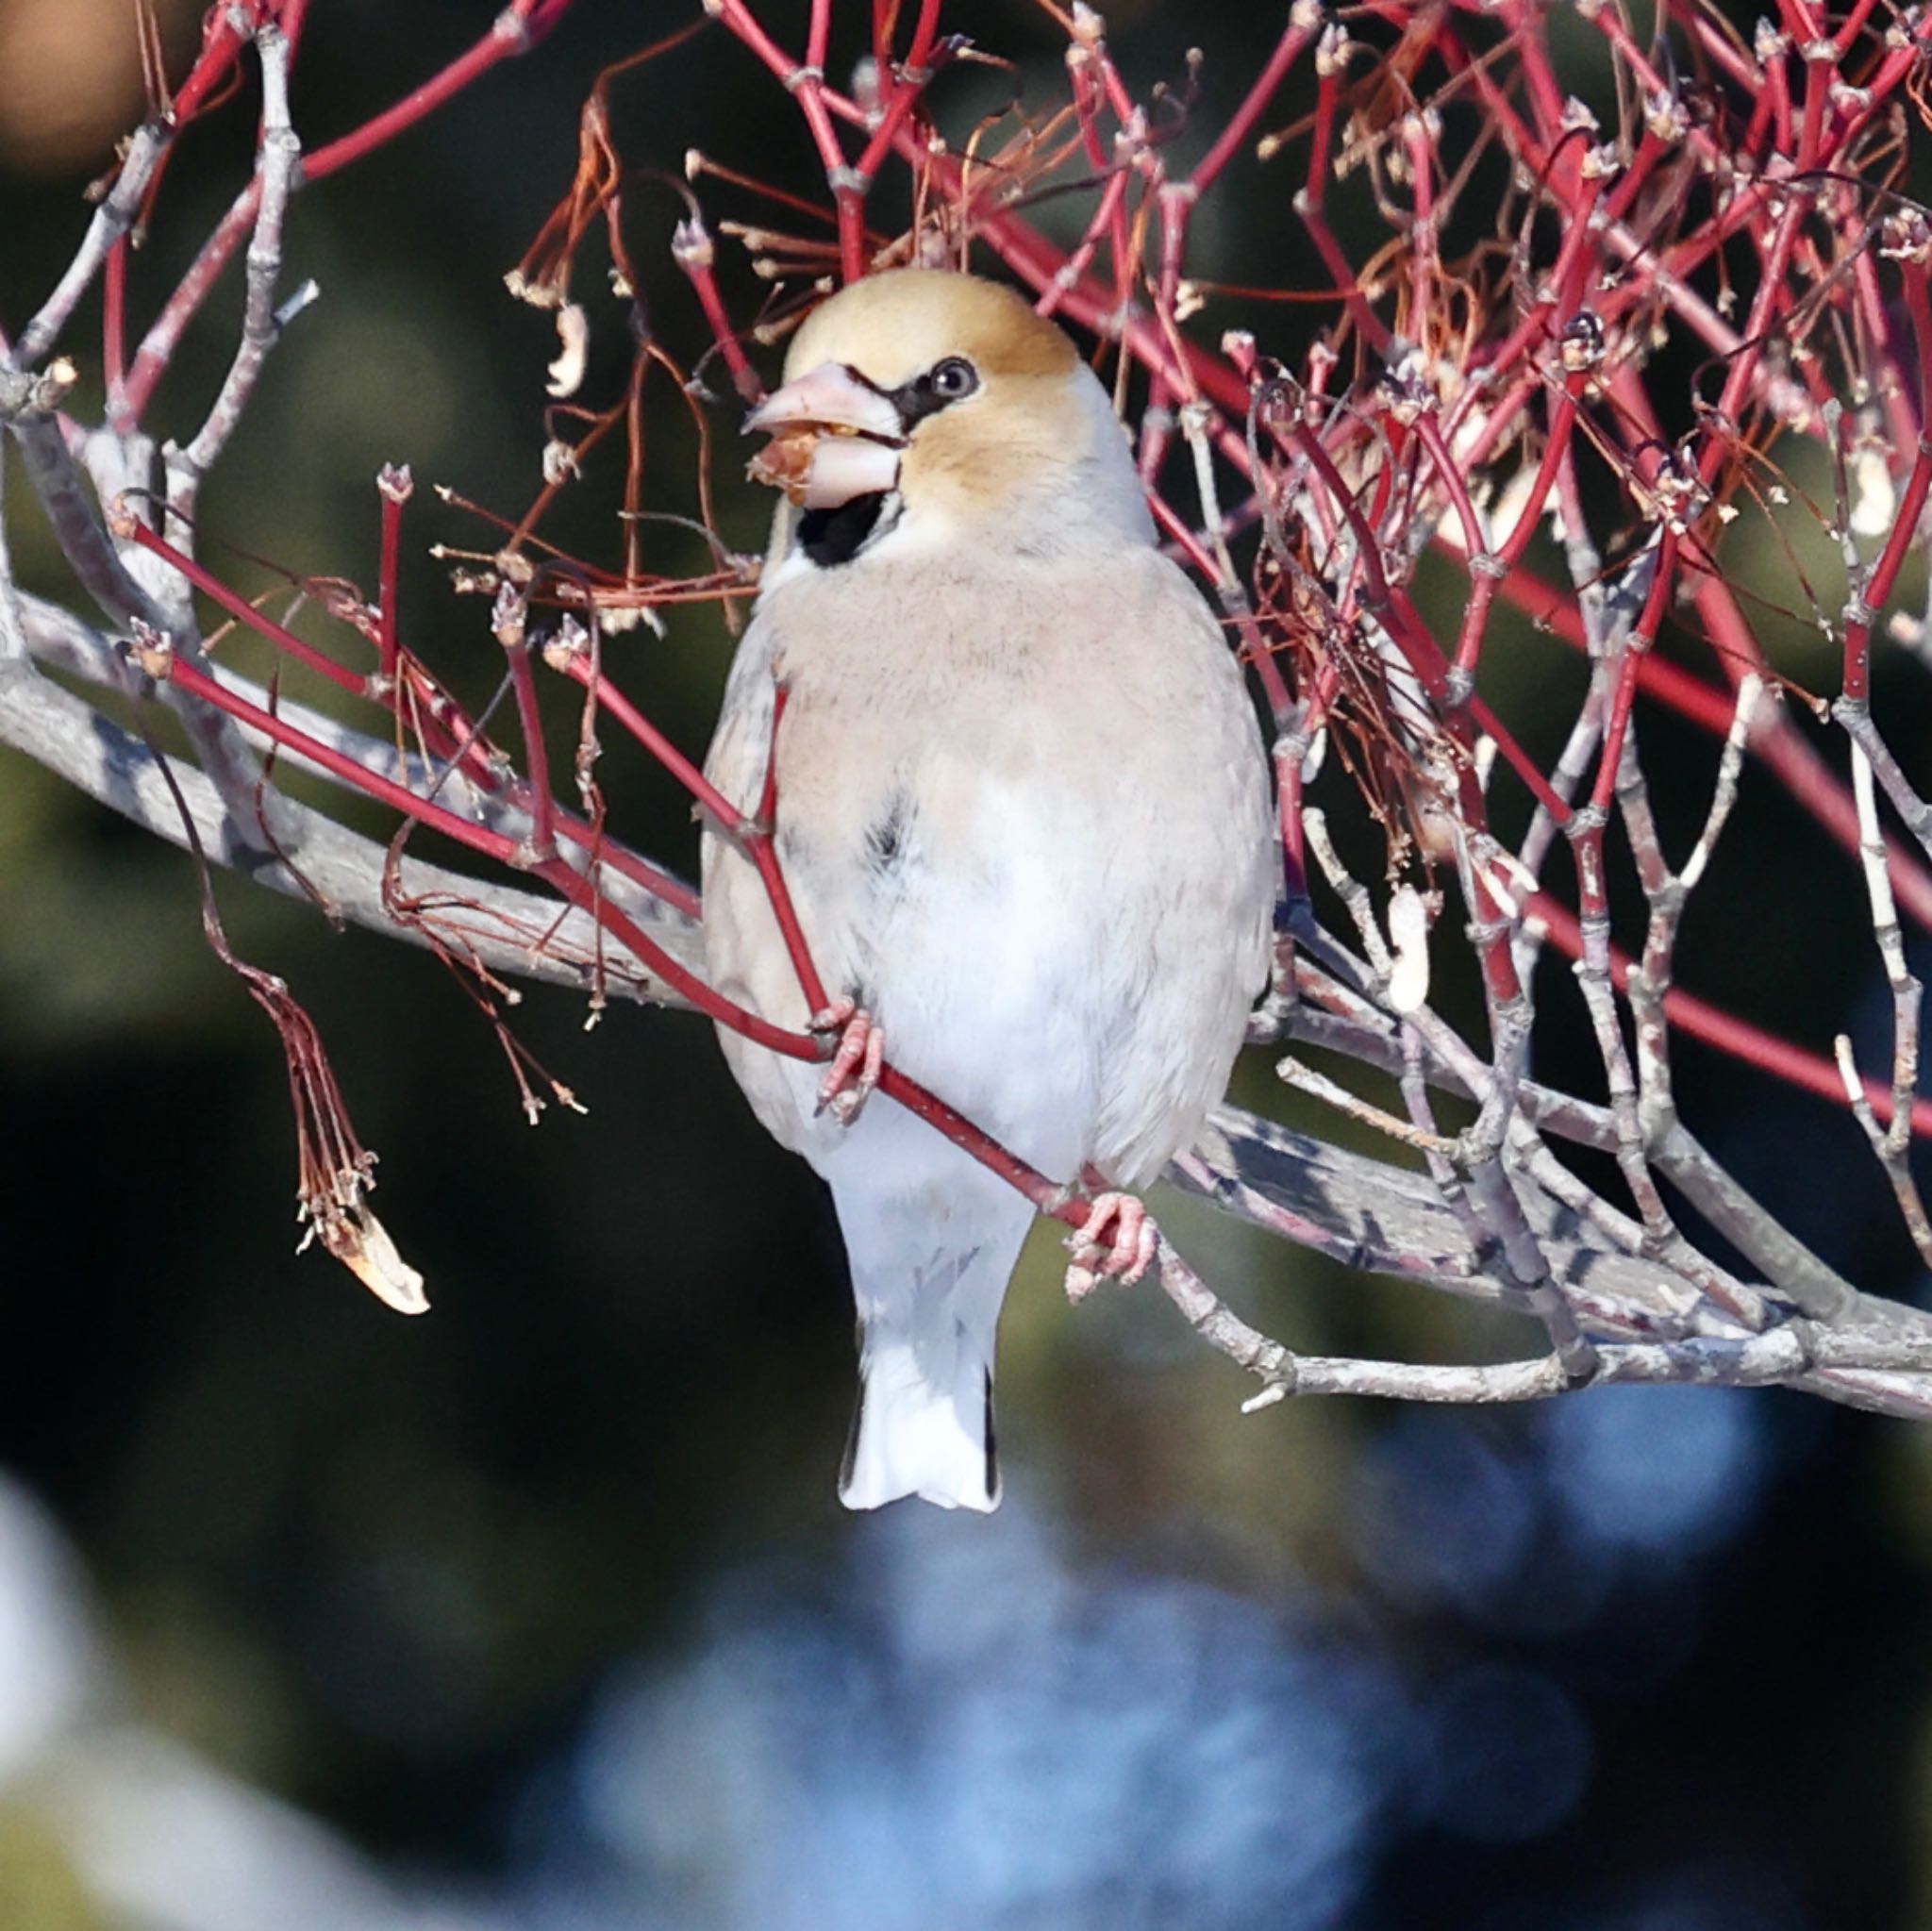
[797,491,893,568]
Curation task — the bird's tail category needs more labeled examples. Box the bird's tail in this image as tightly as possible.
[840,1331,998,1512]
[832,1172,1034,1513]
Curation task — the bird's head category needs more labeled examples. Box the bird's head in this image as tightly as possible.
[744,268,1151,569]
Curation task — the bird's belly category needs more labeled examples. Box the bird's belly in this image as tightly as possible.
[712,639,1262,1195]
[854,801,1106,1186]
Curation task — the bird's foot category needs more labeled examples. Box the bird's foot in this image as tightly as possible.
[1063,1191,1158,1303]
[810,999,883,1126]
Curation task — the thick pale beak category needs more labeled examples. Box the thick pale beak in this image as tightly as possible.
[744,362,905,509]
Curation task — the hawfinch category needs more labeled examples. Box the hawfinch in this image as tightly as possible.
[700,269,1274,1511]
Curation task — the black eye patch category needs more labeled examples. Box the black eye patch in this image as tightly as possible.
[892,356,980,428]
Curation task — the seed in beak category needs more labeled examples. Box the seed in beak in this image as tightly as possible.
[747,421,903,508]
[749,425,820,502]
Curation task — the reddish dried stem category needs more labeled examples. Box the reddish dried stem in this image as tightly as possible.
[375,464,408,686]
[1190,14,1315,198]
[120,518,365,694]
[102,239,128,402]
[557,656,739,828]
[503,637,559,868]
[675,222,763,404]
[746,684,832,1018]
[122,0,579,424]
[1530,891,1932,1136]
[1589,530,1678,817]
[155,645,797,1049]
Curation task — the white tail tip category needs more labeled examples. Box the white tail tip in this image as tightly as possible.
[840,1341,999,1512]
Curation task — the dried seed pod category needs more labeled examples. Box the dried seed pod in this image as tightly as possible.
[748,425,821,503]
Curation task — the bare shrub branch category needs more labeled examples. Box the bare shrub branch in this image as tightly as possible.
[8,0,1932,1419]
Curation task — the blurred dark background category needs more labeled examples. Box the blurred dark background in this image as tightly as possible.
[4,3,1932,1926]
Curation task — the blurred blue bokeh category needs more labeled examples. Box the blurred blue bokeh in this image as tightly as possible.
[0,1379,1823,1927]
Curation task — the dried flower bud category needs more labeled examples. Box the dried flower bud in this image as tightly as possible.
[598,601,667,639]
[541,615,591,673]
[324,1206,428,1317]
[1376,340,1430,424]
[1645,92,1689,141]
[1559,310,1606,374]
[127,617,173,680]
[1221,329,1258,383]
[546,302,590,399]
[1315,23,1353,76]
[491,580,527,650]
[504,268,562,310]
[1880,210,1932,262]
[670,217,713,271]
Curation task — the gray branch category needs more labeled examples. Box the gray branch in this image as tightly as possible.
[1173,1106,1932,1423]
[0,658,701,1007]
[15,591,697,942]
[8,125,171,372]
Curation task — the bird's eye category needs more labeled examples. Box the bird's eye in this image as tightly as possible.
[925,357,978,402]
[893,356,980,427]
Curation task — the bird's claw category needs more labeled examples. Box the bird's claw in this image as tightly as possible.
[1062,1191,1157,1303]
[811,999,883,1126]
